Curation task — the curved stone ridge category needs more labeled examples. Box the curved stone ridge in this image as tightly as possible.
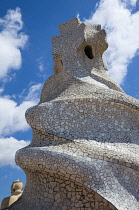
[10,18,139,210]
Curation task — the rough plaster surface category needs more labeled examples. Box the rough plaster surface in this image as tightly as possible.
[10,18,139,210]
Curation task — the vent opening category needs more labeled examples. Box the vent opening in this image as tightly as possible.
[84,45,94,59]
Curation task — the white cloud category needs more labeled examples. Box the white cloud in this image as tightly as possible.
[0,84,42,167]
[0,96,34,135]
[85,0,139,84]
[0,137,30,167]
[0,83,42,136]
[0,9,42,168]
[0,7,28,79]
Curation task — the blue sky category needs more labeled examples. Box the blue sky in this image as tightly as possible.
[0,0,139,204]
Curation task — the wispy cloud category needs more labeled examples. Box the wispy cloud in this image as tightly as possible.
[21,83,42,102]
[0,88,4,94]
[125,0,137,6]
[0,7,28,79]
[0,137,30,167]
[37,57,45,72]
[85,0,139,85]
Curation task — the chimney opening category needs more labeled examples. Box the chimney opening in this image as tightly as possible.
[84,45,94,59]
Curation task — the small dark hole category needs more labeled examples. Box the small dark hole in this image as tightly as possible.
[84,46,94,59]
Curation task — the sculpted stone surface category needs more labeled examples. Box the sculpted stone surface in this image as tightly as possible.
[9,18,139,210]
[1,180,24,210]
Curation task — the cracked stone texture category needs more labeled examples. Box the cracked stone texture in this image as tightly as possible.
[10,18,139,210]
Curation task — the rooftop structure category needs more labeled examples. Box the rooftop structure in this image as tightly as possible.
[8,18,139,210]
